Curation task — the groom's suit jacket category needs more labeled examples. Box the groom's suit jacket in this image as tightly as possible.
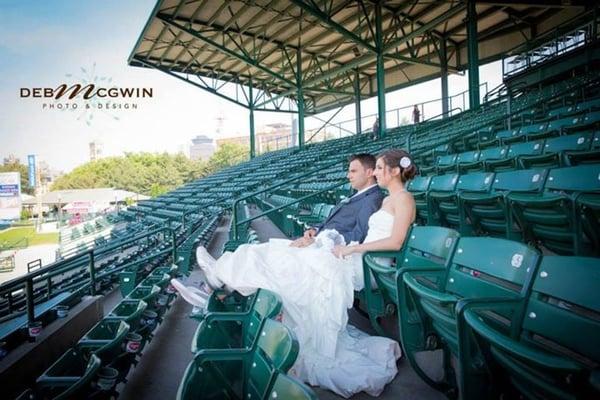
[313,185,384,244]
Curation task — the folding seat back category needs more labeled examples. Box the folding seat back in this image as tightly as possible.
[495,129,520,142]
[460,256,600,400]
[492,168,547,193]
[456,150,480,165]
[507,140,545,159]
[408,175,432,224]
[446,237,539,306]
[34,349,102,400]
[77,320,130,364]
[459,169,547,239]
[437,154,458,173]
[427,174,459,226]
[582,110,600,127]
[547,104,577,118]
[246,319,299,400]
[545,164,600,193]
[486,141,544,171]
[520,132,592,169]
[192,290,281,353]
[519,122,548,137]
[267,372,318,400]
[544,131,592,153]
[546,115,584,134]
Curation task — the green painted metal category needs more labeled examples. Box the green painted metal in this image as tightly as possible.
[297,48,305,148]
[467,0,480,109]
[440,39,449,118]
[375,1,386,138]
[354,69,362,134]
[289,0,377,54]
[249,82,256,158]
[156,13,296,88]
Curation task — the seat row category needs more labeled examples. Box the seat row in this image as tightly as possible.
[420,131,600,176]
[408,163,600,256]
[17,263,179,399]
[178,289,317,399]
[361,225,599,400]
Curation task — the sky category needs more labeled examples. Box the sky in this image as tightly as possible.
[0,0,503,173]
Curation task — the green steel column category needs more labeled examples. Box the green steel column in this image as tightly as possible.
[440,39,449,117]
[467,0,480,109]
[249,82,256,158]
[354,69,362,134]
[375,1,386,137]
[297,48,305,148]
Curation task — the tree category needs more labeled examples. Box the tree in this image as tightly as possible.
[50,143,250,196]
[0,161,34,195]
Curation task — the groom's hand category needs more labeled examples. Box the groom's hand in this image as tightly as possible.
[289,237,314,248]
[303,228,317,239]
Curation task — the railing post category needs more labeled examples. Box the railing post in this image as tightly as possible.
[89,250,96,295]
[171,228,177,264]
[26,278,35,326]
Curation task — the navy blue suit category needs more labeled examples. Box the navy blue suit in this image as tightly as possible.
[313,185,384,244]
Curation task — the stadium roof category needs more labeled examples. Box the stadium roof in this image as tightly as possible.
[129,0,595,114]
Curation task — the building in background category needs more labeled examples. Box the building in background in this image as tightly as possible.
[89,140,103,162]
[189,135,215,161]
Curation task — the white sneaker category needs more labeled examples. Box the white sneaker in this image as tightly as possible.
[170,279,211,308]
[195,246,222,289]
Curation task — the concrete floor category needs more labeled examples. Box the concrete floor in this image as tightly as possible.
[118,214,446,400]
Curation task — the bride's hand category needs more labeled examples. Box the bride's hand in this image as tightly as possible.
[332,245,353,258]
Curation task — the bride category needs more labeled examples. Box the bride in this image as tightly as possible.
[192,149,416,398]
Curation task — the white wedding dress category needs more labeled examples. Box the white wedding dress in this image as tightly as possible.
[211,210,401,398]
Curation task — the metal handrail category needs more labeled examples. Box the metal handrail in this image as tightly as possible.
[0,225,176,327]
[231,157,347,239]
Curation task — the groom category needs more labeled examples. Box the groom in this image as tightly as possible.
[291,153,384,247]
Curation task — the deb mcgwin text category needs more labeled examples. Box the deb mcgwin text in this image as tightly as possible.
[20,84,153,100]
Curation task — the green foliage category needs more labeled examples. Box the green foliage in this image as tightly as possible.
[0,161,34,195]
[51,143,249,195]
[20,209,31,220]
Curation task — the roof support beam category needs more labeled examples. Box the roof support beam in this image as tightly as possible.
[383,3,466,53]
[467,0,481,109]
[375,0,386,138]
[156,13,297,88]
[133,56,250,108]
[289,0,378,53]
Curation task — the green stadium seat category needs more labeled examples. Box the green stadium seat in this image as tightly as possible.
[400,237,540,396]
[107,299,148,330]
[518,122,550,141]
[459,146,508,173]
[520,132,593,168]
[486,140,545,171]
[360,226,457,338]
[267,372,318,400]
[426,173,459,227]
[460,168,548,239]
[407,175,432,225]
[191,291,258,321]
[431,172,495,234]
[480,129,520,149]
[190,289,282,353]
[177,319,298,400]
[23,349,101,400]
[77,319,130,364]
[392,227,460,390]
[456,256,600,400]
[508,164,600,255]
[437,154,458,174]
[455,150,481,174]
